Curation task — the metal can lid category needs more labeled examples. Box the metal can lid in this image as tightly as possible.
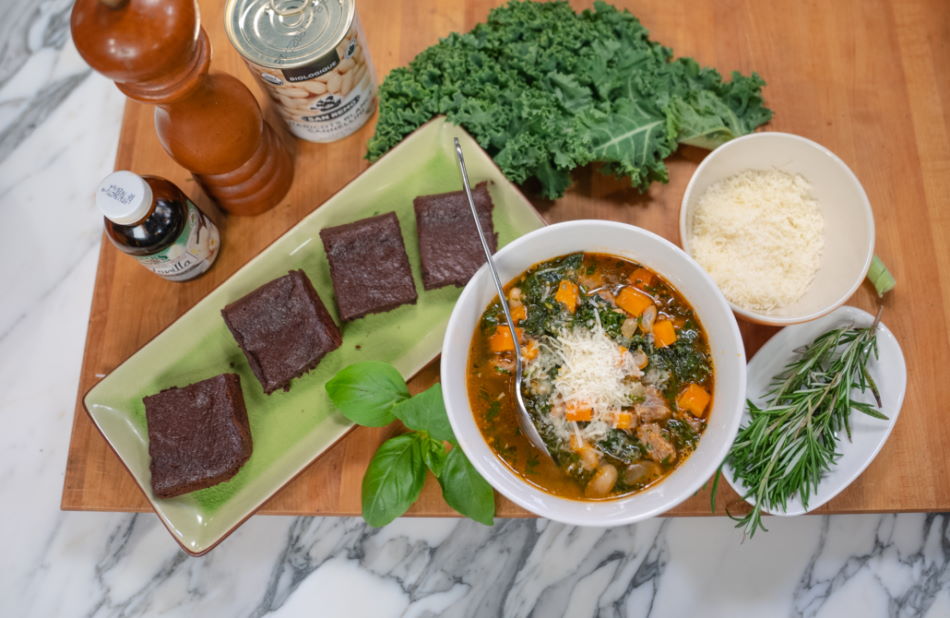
[225,0,354,70]
[96,171,154,226]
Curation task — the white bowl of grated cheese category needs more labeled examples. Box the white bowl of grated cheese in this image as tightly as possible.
[441,220,747,526]
[679,132,875,326]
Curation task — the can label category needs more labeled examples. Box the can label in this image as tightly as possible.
[136,201,220,282]
[246,17,376,142]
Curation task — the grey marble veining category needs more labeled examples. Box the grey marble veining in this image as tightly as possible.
[1,4,948,618]
[790,515,950,618]
[0,0,85,164]
[9,509,950,617]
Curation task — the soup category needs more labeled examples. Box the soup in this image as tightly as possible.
[467,252,714,500]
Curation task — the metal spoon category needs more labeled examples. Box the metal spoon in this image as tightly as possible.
[454,137,552,460]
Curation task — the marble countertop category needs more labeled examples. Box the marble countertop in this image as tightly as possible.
[1,4,947,617]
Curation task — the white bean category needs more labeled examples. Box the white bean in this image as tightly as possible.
[585,464,618,498]
[336,57,355,74]
[575,443,601,470]
[640,304,657,334]
[622,461,661,486]
[325,71,342,93]
[302,80,327,95]
[349,65,368,91]
[340,71,354,96]
[277,94,302,109]
[281,86,309,98]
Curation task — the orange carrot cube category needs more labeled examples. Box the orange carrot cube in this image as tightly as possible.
[488,325,523,353]
[613,411,635,429]
[555,280,579,313]
[676,384,711,417]
[652,320,677,348]
[629,268,655,288]
[616,287,653,317]
[565,402,593,422]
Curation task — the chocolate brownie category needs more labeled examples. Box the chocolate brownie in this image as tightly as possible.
[414,182,497,290]
[144,373,252,499]
[222,270,342,394]
[319,212,418,322]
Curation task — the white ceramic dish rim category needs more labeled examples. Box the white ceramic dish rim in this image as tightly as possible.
[441,219,747,526]
[678,131,875,326]
[722,305,906,516]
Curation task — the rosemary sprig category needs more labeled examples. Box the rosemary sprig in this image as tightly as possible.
[720,312,887,537]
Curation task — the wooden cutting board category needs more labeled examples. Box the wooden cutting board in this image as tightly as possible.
[62,0,950,518]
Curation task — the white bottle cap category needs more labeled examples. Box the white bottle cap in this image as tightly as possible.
[96,171,154,225]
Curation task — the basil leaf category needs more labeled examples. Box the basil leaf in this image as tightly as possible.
[421,436,448,478]
[391,383,456,442]
[326,361,409,427]
[438,447,495,525]
[361,433,426,527]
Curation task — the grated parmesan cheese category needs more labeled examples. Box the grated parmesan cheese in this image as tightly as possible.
[525,320,643,444]
[689,169,825,312]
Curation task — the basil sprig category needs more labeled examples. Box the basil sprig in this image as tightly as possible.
[326,362,495,527]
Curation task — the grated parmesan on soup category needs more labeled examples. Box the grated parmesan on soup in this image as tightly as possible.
[525,319,643,444]
[689,169,825,312]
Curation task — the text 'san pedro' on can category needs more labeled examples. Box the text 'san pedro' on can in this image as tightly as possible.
[225,0,377,143]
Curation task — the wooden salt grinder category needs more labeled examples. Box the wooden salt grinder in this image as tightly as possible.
[71,0,294,216]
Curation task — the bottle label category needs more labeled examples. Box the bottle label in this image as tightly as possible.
[136,201,220,282]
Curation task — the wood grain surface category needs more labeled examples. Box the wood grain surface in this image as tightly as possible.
[62,0,950,518]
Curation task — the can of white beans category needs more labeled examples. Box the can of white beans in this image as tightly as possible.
[225,0,377,142]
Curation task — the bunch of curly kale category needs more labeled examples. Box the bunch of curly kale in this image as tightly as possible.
[366,1,772,199]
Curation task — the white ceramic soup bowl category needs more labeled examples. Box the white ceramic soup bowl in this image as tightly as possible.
[679,132,875,326]
[441,220,746,526]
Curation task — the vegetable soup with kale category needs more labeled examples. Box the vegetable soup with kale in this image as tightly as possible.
[467,253,714,500]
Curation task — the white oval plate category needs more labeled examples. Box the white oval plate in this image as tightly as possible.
[723,305,906,516]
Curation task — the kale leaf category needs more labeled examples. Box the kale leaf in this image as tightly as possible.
[367,1,771,198]
[596,429,644,462]
[666,418,699,451]
[649,328,712,397]
[519,253,583,337]
[573,295,626,342]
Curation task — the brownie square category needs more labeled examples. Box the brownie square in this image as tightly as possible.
[414,182,497,290]
[144,373,252,499]
[319,212,418,322]
[222,270,342,394]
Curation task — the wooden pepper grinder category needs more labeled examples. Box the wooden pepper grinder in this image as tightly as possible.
[71,0,294,216]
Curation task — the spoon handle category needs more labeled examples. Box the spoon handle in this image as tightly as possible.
[453,138,522,363]
[454,138,551,459]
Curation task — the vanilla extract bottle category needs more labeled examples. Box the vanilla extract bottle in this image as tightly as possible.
[97,171,220,282]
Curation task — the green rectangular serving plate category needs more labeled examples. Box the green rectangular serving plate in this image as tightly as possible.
[84,118,546,555]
